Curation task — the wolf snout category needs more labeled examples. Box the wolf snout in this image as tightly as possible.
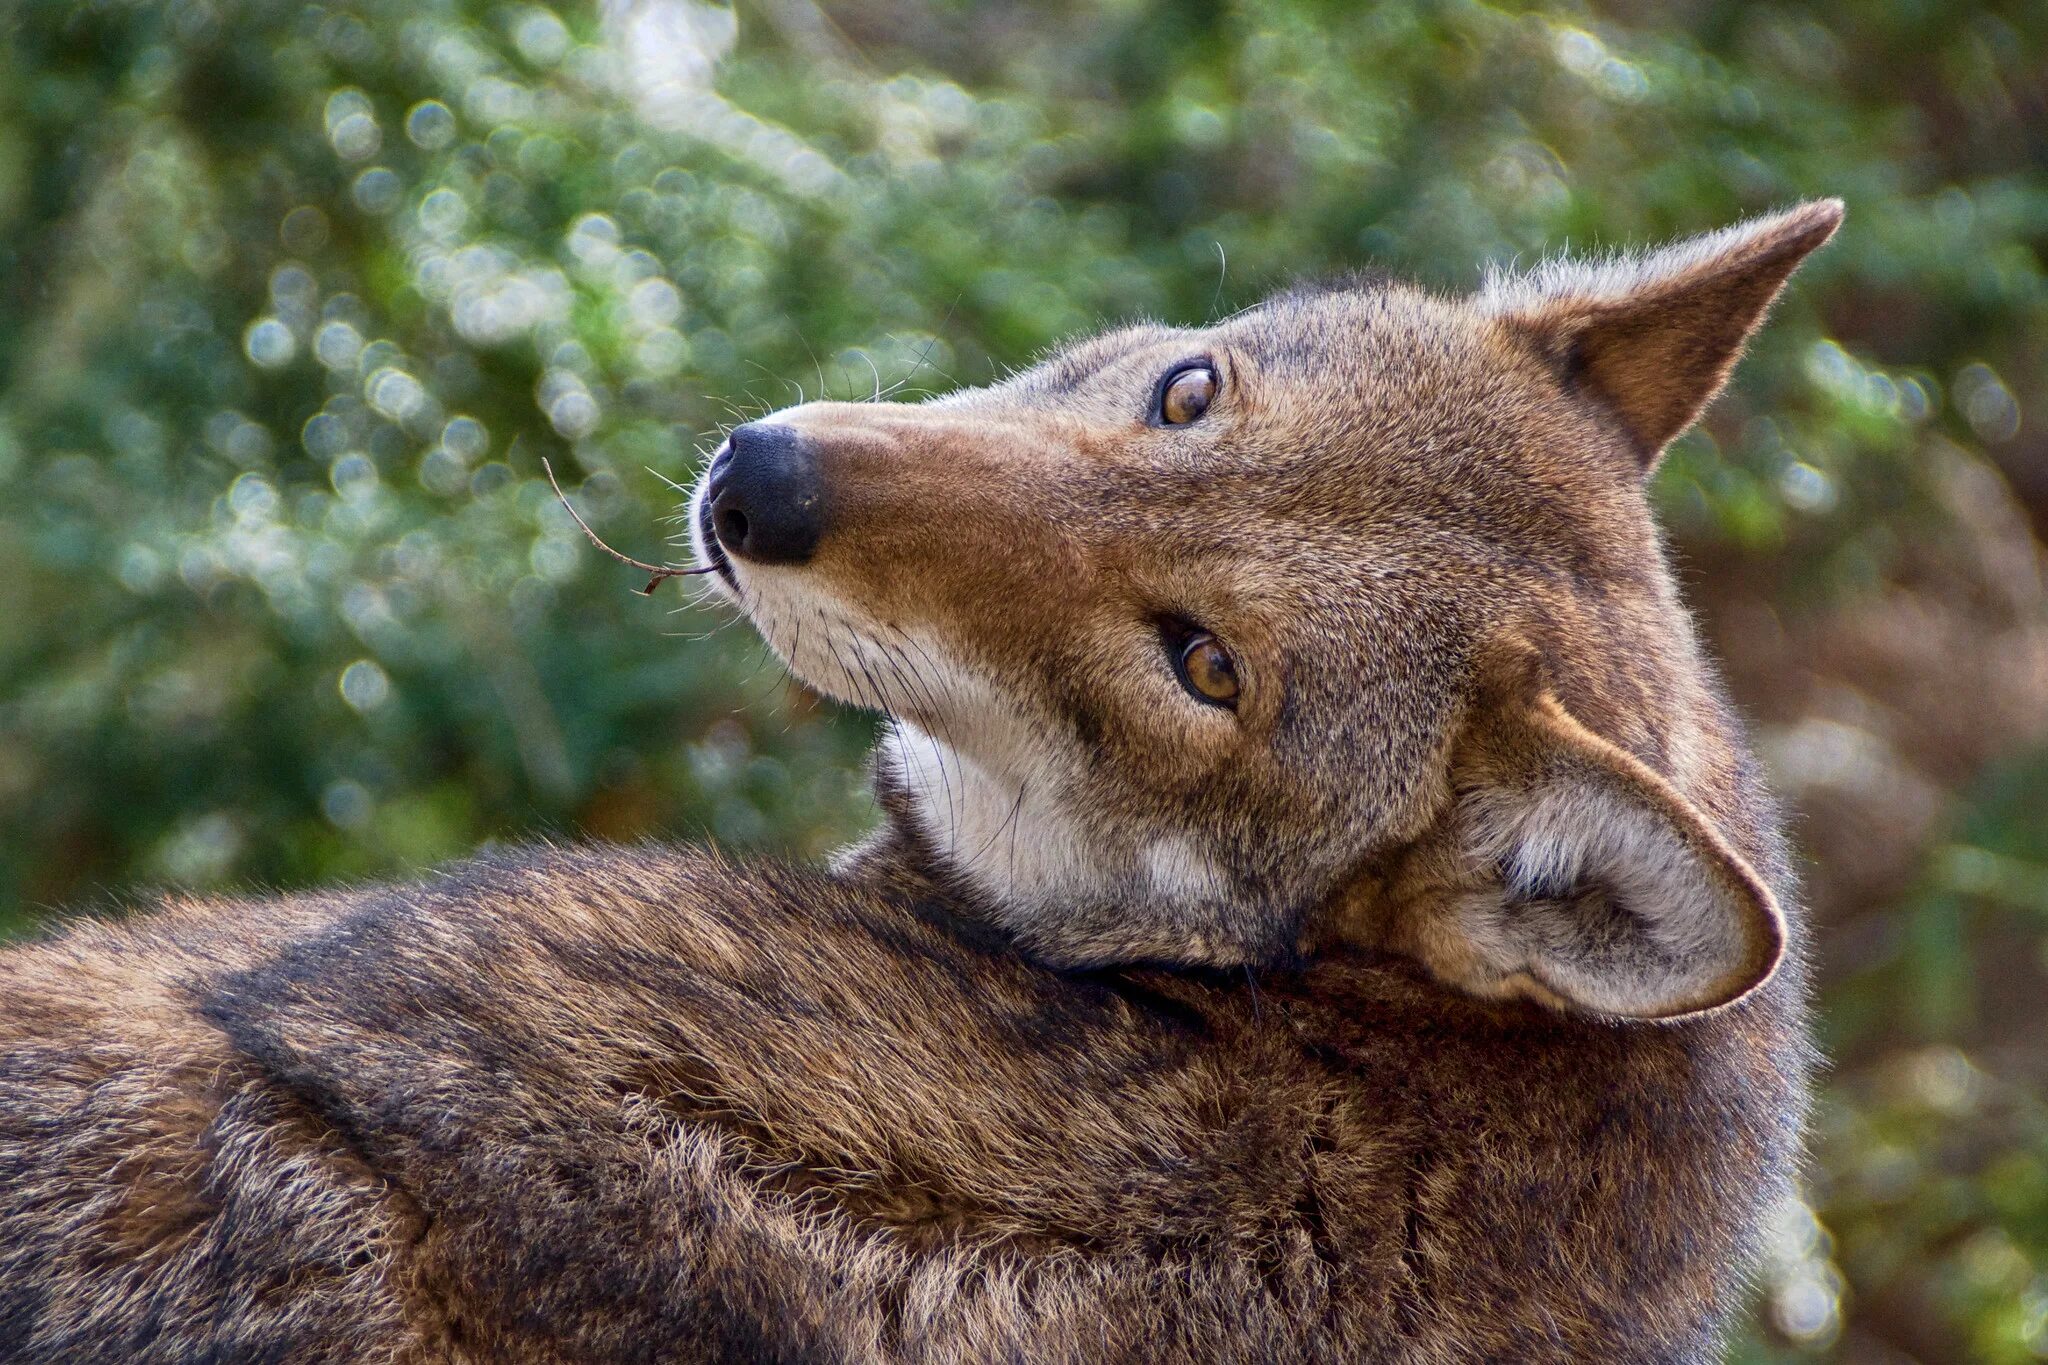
[706,422,826,566]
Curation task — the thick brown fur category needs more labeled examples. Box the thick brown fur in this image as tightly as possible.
[0,202,1841,1363]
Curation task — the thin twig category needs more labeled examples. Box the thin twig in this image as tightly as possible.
[541,457,716,595]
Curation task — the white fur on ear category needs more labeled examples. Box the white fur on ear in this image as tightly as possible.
[1476,201,1841,317]
[1456,756,1785,1018]
[1391,672,1788,1021]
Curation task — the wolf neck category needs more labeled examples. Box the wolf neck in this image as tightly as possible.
[866,720,1249,968]
[875,720,1104,914]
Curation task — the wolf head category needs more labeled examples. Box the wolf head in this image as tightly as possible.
[688,201,1841,1019]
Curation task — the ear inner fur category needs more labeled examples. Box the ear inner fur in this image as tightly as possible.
[1377,647,1787,1020]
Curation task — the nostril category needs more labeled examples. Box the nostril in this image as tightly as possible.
[718,507,750,547]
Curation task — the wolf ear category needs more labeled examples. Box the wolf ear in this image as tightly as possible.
[1391,650,1786,1020]
[1480,199,1843,465]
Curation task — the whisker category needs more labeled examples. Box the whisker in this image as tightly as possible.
[880,628,969,843]
[873,637,958,841]
[1006,777,1028,875]
[796,331,829,405]
[961,771,1026,884]
[739,611,797,709]
[646,465,692,496]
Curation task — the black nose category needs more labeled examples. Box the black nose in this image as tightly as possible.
[706,423,825,566]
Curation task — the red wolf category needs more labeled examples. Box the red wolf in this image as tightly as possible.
[0,201,1841,1362]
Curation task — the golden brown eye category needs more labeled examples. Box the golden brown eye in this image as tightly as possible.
[1175,632,1239,707]
[1155,363,1216,426]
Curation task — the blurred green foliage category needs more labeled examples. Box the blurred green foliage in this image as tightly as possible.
[1,0,2044,1358]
